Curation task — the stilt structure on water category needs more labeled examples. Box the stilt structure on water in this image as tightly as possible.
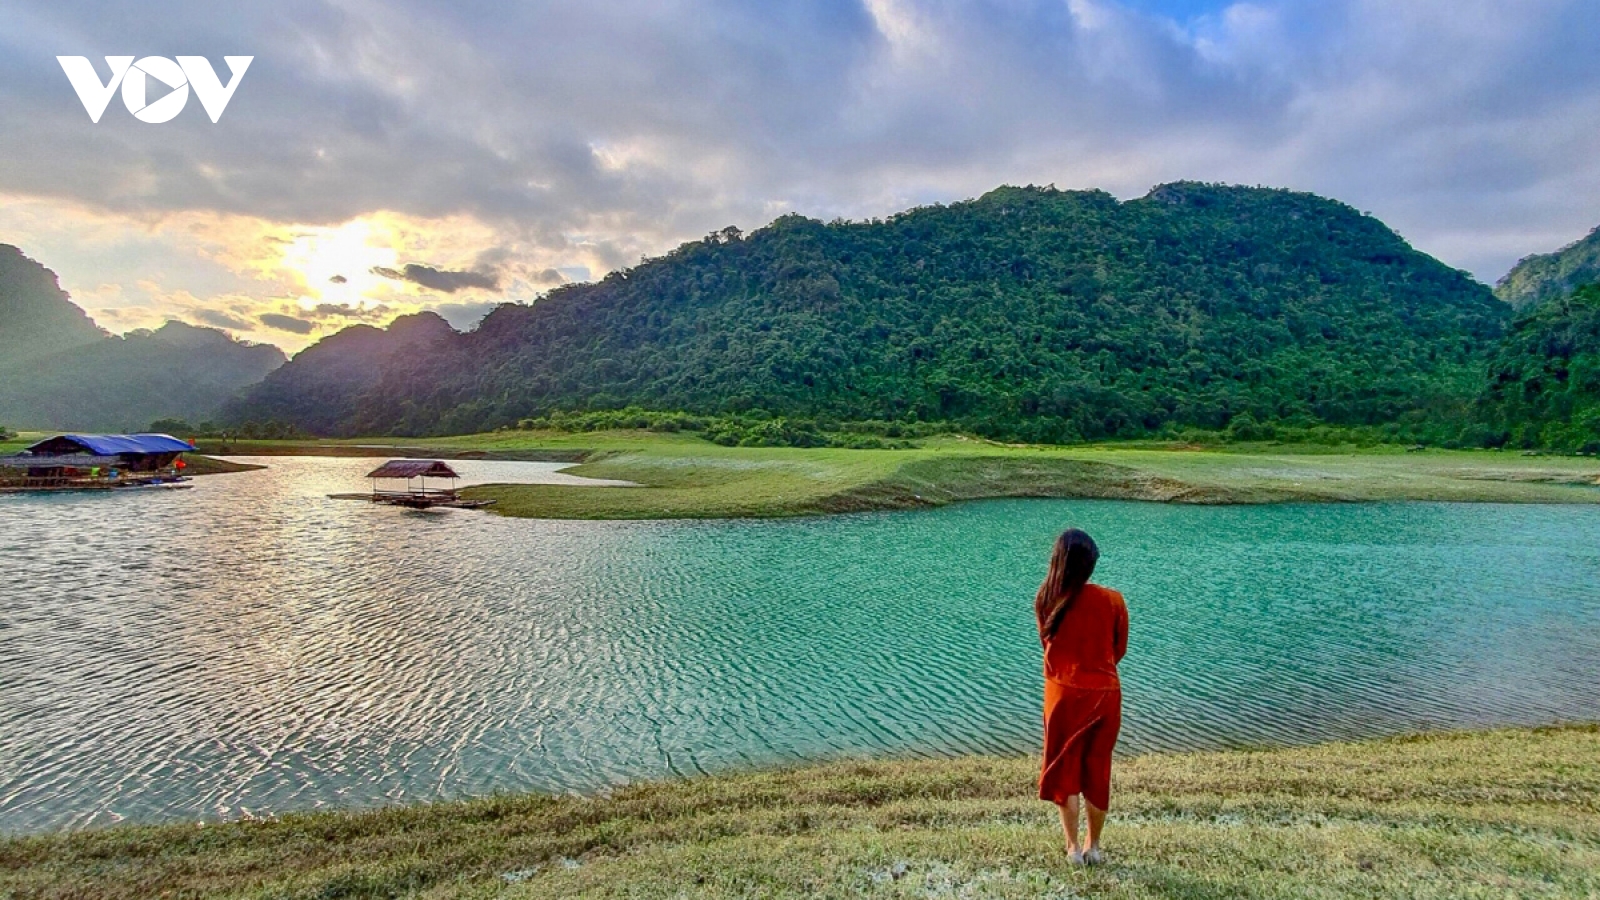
[0,434,194,493]
[346,459,496,509]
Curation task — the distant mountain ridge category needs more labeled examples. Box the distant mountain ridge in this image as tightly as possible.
[227,311,456,436]
[0,244,106,365]
[0,246,286,431]
[227,182,1510,442]
[1495,225,1600,311]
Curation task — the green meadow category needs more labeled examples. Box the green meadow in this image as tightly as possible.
[4,725,1596,899]
[0,433,34,455]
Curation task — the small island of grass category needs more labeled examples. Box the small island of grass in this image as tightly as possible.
[198,431,1600,520]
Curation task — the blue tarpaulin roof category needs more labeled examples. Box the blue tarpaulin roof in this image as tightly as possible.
[0,455,123,468]
[26,433,192,456]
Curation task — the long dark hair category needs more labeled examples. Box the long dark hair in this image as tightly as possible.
[1035,528,1099,641]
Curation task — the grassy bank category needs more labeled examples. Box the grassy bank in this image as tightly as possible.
[0,432,38,455]
[200,431,1600,518]
[182,455,263,476]
[2,725,1595,898]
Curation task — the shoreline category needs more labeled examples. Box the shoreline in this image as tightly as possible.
[4,723,1595,897]
[181,454,266,476]
[185,433,1600,520]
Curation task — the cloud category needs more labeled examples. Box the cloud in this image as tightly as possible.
[371,262,499,293]
[0,0,1598,308]
[309,302,393,321]
[191,308,252,330]
[328,274,347,284]
[259,312,315,334]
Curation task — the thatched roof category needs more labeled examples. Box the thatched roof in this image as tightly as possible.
[366,459,460,479]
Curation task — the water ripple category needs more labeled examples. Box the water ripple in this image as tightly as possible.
[2,458,1599,831]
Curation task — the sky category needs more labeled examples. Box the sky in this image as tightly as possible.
[1,0,1598,354]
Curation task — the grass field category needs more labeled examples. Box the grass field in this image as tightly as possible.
[193,431,1600,519]
[0,433,36,455]
[2,724,1595,899]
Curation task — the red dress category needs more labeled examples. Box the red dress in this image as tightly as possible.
[1037,583,1128,810]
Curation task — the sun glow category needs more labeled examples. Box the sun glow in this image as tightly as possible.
[278,219,399,307]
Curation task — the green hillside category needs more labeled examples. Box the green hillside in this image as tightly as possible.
[1480,282,1600,451]
[221,311,456,436]
[226,183,1509,441]
[1495,224,1600,311]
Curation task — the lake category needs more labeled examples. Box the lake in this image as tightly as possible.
[2,456,1598,832]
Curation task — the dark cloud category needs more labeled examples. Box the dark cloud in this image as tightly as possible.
[191,308,251,330]
[473,246,514,270]
[371,263,498,293]
[259,312,315,334]
[308,302,392,321]
[2,1,1599,281]
[328,274,347,284]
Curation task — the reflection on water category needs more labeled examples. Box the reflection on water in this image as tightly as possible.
[217,455,640,488]
[1,457,1598,831]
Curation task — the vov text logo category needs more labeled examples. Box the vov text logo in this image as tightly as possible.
[58,56,252,123]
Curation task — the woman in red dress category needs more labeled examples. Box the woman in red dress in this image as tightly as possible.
[1035,528,1127,865]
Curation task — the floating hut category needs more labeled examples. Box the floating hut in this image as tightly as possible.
[360,459,495,509]
[0,433,193,492]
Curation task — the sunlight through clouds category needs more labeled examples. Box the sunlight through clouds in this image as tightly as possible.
[277,219,398,308]
[0,197,600,351]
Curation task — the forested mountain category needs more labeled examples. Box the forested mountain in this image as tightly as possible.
[1495,225,1600,311]
[1480,283,1600,452]
[226,311,456,436]
[228,183,1508,442]
[0,248,286,431]
[0,244,106,365]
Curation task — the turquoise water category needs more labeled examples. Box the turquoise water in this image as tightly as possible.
[1,457,1597,832]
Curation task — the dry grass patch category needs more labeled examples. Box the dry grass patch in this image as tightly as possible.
[3,725,1596,898]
